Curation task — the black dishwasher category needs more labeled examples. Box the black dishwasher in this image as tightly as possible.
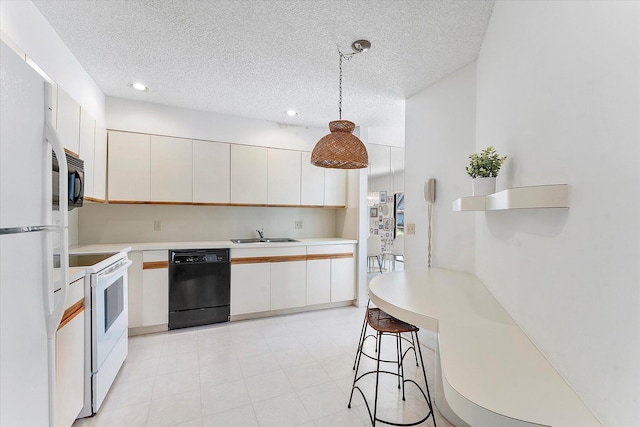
[168,249,230,330]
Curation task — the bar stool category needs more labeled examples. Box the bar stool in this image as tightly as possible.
[349,305,436,426]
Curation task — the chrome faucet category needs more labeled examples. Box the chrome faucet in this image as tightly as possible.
[256,228,264,239]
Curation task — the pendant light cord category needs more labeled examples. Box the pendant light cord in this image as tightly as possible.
[338,49,354,120]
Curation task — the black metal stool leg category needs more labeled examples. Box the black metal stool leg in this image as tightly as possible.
[373,330,383,426]
[353,309,368,370]
[415,332,437,427]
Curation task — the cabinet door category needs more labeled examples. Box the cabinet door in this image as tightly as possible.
[270,260,306,310]
[230,145,268,204]
[108,131,150,202]
[300,151,324,206]
[127,251,144,328]
[268,149,301,206]
[56,88,80,155]
[231,263,270,315]
[142,251,169,327]
[56,308,84,427]
[331,256,355,302]
[93,126,107,201]
[193,140,230,204]
[324,168,346,206]
[150,135,192,203]
[306,259,330,305]
[78,108,95,198]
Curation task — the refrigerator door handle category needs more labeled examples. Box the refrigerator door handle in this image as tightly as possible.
[44,84,69,334]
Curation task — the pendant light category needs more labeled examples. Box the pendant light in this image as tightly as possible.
[311,41,370,169]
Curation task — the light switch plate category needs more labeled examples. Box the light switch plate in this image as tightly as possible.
[406,223,416,234]
[153,220,161,231]
[295,221,303,229]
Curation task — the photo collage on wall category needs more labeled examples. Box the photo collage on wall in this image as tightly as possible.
[369,191,395,239]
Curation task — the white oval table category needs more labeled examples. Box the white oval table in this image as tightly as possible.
[368,268,601,427]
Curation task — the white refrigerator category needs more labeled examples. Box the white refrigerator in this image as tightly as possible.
[0,40,70,426]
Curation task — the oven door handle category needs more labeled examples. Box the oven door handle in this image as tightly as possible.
[94,260,133,287]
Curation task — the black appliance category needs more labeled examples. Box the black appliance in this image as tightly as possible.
[168,248,231,330]
[53,150,84,210]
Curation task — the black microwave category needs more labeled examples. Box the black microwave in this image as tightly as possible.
[53,151,84,210]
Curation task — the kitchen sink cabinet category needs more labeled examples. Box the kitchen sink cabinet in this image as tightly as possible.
[150,135,193,203]
[193,140,230,204]
[301,151,324,206]
[268,148,301,206]
[306,258,331,305]
[108,131,151,202]
[78,108,95,199]
[92,126,107,201]
[231,144,268,205]
[56,87,80,155]
[231,262,271,315]
[324,168,346,207]
[270,260,307,310]
[142,250,169,327]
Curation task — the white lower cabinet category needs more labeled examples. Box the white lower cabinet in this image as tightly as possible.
[331,256,356,302]
[231,262,270,315]
[271,260,306,310]
[142,250,168,327]
[306,259,331,305]
[231,245,355,317]
[56,276,84,427]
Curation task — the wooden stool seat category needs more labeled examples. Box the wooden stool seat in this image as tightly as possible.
[367,308,418,334]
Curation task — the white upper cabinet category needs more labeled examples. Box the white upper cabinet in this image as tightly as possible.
[78,108,95,198]
[93,127,107,201]
[301,151,324,206]
[108,131,151,202]
[150,135,193,203]
[231,145,268,205]
[192,140,230,204]
[56,88,80,154]
[324,168,347,206]
[268,148,301,206]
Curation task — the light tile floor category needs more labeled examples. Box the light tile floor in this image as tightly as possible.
[73,294,453,426]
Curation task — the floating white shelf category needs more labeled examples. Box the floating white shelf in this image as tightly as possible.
[452,184,570,212]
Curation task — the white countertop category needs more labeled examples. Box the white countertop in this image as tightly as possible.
[368,268,601,427]
[71,238,356,253]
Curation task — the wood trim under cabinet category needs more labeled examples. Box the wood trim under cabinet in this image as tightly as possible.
[64,148,79,158]
[305,252,354,261]
[104,200,345,208]
[232,253,353,264]
[143,261,169,270]
[83,196,105,204]
[58,299,84,330]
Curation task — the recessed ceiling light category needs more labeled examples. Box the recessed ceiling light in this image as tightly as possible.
[128,82,149,92]
[286,109,298,117]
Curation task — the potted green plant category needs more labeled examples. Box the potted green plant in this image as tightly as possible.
[466,146,507,196]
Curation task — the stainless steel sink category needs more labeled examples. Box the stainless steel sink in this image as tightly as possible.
[230,238,299,244]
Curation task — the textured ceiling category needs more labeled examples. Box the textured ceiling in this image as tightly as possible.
[32,0,494,141]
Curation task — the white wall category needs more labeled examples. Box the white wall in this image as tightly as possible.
[404,63,477,272]
[475,2,640,425]
[79,203,336,244]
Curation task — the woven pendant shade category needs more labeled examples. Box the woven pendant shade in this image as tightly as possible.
[311,120,368,169]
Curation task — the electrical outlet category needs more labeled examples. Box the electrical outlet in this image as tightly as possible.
[295,221,303,230]
[406,223,416,235]
[153,220,161,231]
